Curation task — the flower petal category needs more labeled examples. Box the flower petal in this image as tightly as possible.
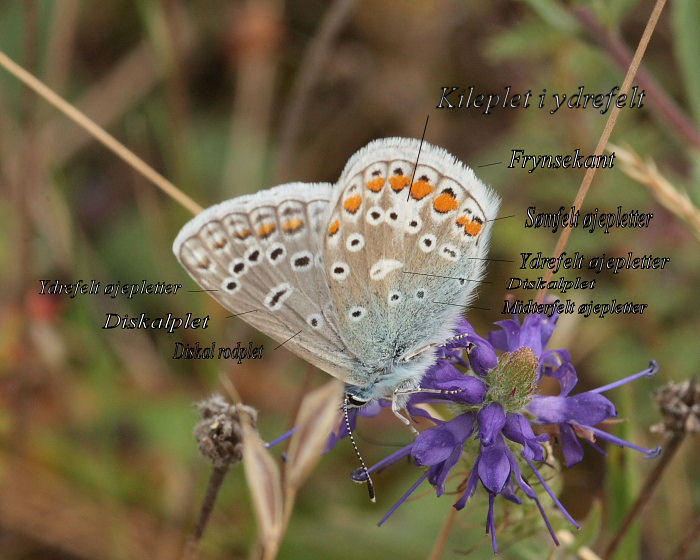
[477,403,506,446]
[559,422,585,467]
[503,412,546,461]
[412,426,455,466]
[477,437,510,493]
[528,391,616,426]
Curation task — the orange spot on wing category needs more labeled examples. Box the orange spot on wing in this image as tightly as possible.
[366,177,385,192]
[234,229,251,240]
[282,218,303,233]
[411,180,434,200]
[456,215,483,236]
[390,175,411,192]
[343,194,362,214]
[328,219,340,237]
[433,192,458,213]
[467,220,483,236]
[257,222,276,238]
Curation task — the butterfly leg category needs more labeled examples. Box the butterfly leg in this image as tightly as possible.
[401,334,472,363]
[391,383,419,434]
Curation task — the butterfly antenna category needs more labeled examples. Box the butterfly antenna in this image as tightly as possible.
[343,395,376,503]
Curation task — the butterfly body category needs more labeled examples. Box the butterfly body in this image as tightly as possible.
[174,138,500,406]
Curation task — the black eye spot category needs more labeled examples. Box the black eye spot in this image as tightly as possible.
[474,216,483,224]
[334,266,345,274]
[351,239,359,246]
[294,256,310,267]
[311,318,318,327]
[424,238,432,247]
[459,279,466,285]
[391,294,399,301]
[371,211,380,219]
[226,281,237,291]
[270,248,284,260]
[419,174,429,182]
[417,290,425,299]
[233,262,245,273]
[371,169,381,177]
[393,167,404,175]
[390,212,398,220]
[410,220,417,227]
[248,250,260,262]
[352,310,361,318]
[270,289,287,306]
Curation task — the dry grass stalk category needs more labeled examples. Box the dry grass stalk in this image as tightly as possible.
[610,143,700,242]
[0,50,203,215]
[241,416,284,560]
[241,379,342,559]
[284,379,343,492]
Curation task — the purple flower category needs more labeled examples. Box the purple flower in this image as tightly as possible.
[410,360,487,406]
[454,434,578,553]
[528,360,662,466]
[490,313,574,385]
[321,314,661,553]
[447,317,498,375]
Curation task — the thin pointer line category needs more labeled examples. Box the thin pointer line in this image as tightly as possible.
[274,330,302,350]
[462,257,514,262]
[432,301,491,311]
[487,214,516,222]
[406,115,430,201]
[476,161,502,168]
[226,309,258,318]
[432,301,462,307]
[402,270,491,284]
[189,289,218,292]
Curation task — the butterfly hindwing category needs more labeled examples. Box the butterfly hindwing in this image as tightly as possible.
[173,182,362,382]
[323,138,500,372]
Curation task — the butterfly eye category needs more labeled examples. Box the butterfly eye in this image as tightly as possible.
[346,393,368,407]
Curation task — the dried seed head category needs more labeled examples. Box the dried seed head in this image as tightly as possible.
[650,377,699,435]
[194,394,258,468]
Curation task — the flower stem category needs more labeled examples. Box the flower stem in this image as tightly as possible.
[666,515,700,560]
[428,506,458,560]
[536,0,668,304]
[602,431,685,560]
[182,464,230,560]
[0,50,203,215]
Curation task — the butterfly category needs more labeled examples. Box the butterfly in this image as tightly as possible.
[173,137,500,418]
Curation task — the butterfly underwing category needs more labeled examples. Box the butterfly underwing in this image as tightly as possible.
[173,138,500,408]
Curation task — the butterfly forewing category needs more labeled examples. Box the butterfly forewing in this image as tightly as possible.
[323,138,500,370]
[173,182,361,382]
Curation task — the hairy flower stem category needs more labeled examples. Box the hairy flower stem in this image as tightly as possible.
[602,431,685,560]
[183,464,230,560]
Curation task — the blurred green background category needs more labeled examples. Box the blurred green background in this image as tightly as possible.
[0,1,698,559]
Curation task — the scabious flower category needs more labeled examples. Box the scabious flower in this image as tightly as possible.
[346,313,661,553]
